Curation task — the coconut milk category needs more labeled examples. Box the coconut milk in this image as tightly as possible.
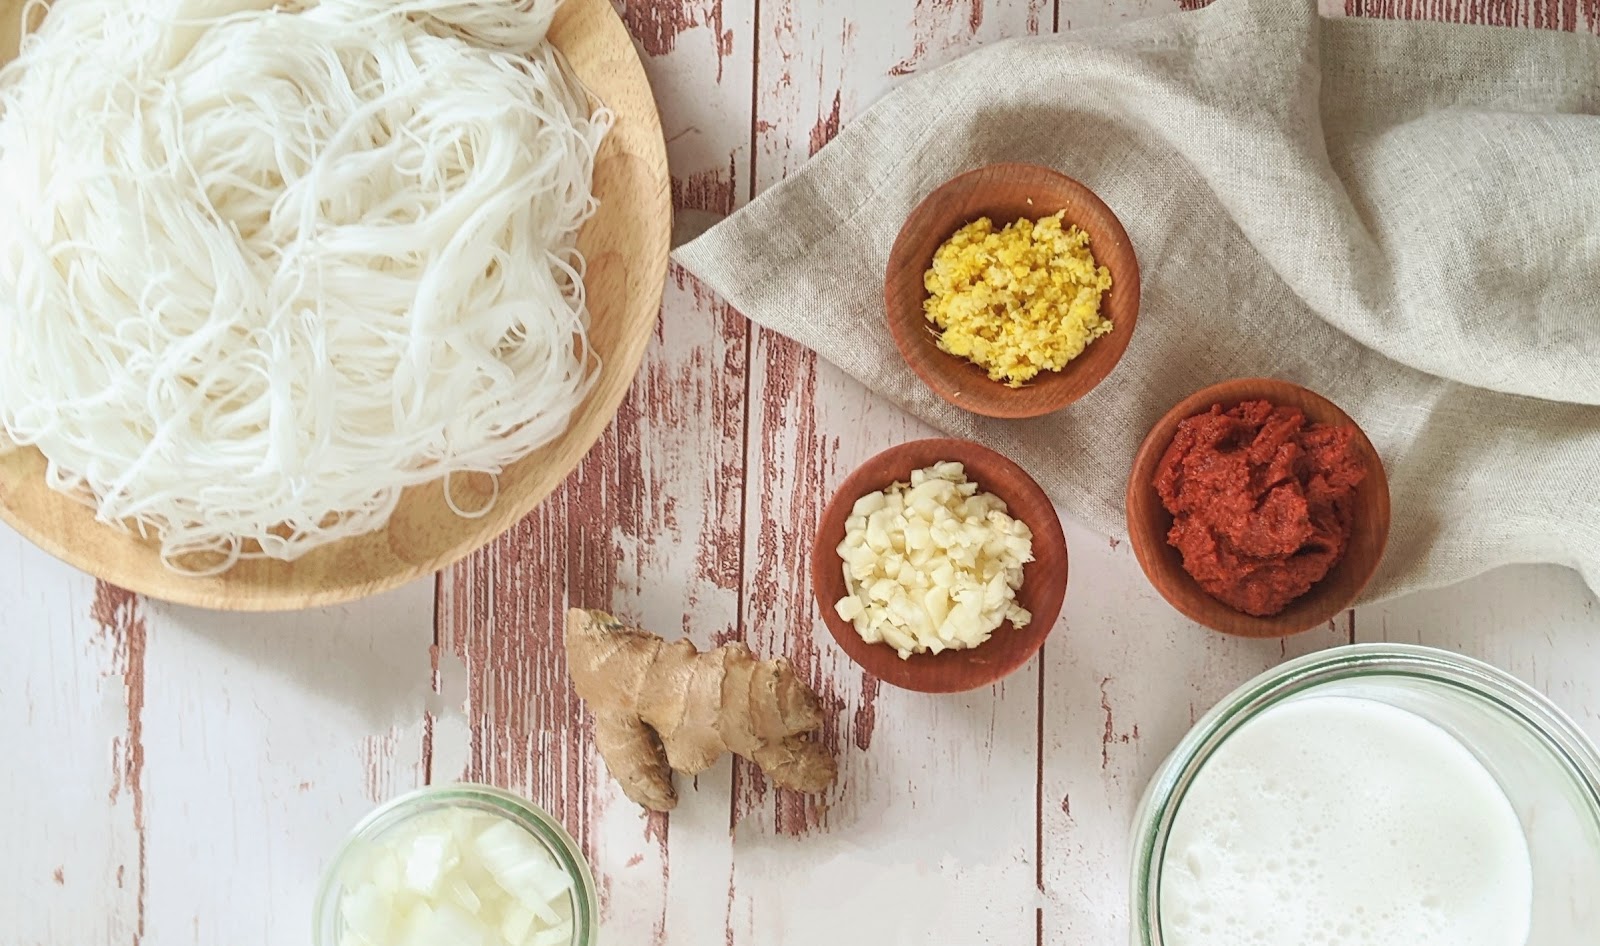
[1159,695,1533,946]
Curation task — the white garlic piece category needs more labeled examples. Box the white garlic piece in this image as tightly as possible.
[833,463,1033,659]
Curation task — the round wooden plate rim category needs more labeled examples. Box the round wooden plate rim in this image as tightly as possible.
[883,162,1140,420]
[0,0,671,610]
[1125,378,1392,638]
[811,438,1068,694]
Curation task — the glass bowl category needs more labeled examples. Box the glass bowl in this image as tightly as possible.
[1130,644,1600,946]
[314,783,598,946]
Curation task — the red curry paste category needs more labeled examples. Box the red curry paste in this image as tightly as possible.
[1153,400,1367,617]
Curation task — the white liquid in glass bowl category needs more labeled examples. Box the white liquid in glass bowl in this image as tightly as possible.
[1159,696,1532,946]
[1130,645,1600,946]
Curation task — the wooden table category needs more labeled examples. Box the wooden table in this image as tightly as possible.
[5,2,1598,944]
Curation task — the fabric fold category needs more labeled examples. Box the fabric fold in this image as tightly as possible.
[676,0,1600,603]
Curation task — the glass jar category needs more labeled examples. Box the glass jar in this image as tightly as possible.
[1130,644,1600,946]
[314,783,599,946]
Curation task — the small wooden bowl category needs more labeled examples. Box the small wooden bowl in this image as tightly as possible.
[1125,378,1391,638]
[884,163,1140,419]
[811,438,1067,693]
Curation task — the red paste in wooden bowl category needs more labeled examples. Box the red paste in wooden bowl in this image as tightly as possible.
[1153,400,1367,617]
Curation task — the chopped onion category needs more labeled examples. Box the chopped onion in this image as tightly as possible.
[337,807,576,946]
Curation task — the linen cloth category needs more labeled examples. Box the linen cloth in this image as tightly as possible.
[676,0,1600,603]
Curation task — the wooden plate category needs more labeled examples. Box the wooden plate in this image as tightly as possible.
[884,163,1139,419]
[1125,378,1391,638]
[811,439,1068,693]
[0,0,670,610]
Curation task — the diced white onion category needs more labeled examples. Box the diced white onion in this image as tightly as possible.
[337,807,576,946]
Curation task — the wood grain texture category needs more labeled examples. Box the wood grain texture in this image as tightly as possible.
[434,247,753,945]
[0,535,144,946]
[90,582,148,946]
[0,0,670,611]
[436,3,756,941]
[4,3,1600,946]
[728,3,1053,943]
[811,438,1068,693]
[1346,0,1600,31]
[1358,565,1600,733]
[885,163,1141,418]
[1125,377,1391,638]
[134,586,435,945]
[0,527,439,945]
[1039,524,1354,944]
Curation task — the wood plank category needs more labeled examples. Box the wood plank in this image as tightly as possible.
[1345,0,1600,32]
[433,270,753,944]
[5,3,1594,946]
[0,518,437,946]
[1356,564,1600,738]
[434,3,757,941]
[133,582,436,944]
[0,535,143,945]
[1038,521,1350,942]
[729,2,1049,942]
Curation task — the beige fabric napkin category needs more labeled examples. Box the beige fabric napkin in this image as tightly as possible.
[676,0,1600,603]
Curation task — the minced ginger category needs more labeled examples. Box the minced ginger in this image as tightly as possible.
[923,210,1113,387]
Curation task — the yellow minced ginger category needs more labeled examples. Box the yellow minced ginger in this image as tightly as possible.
[923,211,1113,387]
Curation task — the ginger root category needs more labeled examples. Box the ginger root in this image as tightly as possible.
[565,608,837,812]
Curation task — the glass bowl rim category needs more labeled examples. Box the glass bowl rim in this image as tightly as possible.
[1128,642,1600,946]
[313,781,599,946]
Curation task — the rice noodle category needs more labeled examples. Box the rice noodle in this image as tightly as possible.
[0,0,610,573]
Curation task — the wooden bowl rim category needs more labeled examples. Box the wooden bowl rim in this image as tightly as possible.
[1124,377,1392,638]
[811,437,1068,693]
[883,162,1141,420]
[0,0,670,610]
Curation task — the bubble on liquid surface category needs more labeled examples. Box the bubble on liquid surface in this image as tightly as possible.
[1156,696,1532,946]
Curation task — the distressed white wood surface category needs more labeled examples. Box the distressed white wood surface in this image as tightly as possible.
[2,2,1598,945]
[0,527,438,945]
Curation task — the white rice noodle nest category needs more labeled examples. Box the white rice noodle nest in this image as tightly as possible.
[0,0,611,573]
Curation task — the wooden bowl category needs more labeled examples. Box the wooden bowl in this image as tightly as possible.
[811,439,1068,693]
[0,0,670,610]
[1125,378,1391,638]
[884,163,1139,419]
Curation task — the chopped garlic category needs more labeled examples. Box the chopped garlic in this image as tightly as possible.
[834,462,1033,659]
